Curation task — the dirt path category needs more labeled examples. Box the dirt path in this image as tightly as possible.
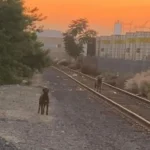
[0,73,54,150]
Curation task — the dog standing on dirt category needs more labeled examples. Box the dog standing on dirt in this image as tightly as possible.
[95,74,103,93]
[38,87,49,115]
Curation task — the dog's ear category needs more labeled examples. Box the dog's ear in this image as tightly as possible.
[43,88,47,93]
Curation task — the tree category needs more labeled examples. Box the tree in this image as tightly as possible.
[63,18,97,59]
[78,29,97,44]
[68,18,88,36]
[0,0,51,84]
[63,32,83,59]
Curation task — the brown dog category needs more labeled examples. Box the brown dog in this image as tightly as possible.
[95,75,103,93]
[38,87,49,115]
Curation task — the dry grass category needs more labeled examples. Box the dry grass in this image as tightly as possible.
[124,70,150,99]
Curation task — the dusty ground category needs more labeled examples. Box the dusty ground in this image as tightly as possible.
[0,68,150,150]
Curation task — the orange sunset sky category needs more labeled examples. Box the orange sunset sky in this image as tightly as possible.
[25,0,150,35]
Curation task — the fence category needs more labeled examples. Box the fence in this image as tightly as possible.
[83,56,150,74]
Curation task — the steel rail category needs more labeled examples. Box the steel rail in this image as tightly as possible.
[59,66,150,104]
[52,66,150,131]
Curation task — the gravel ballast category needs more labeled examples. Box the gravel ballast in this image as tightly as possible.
[0,137,18,150]
[43,68,150,150]
[0,67,149,150]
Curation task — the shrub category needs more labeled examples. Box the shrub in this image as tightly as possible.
[104,74,118,86]
[52,58,59,65]
[57,59,69,66]
[100,71,133,88]
[68,63,80,70]
[115,73,133,88]
[124,70,150,98]
[80,64,100,76]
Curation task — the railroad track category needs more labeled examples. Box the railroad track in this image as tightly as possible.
[52,65,150,130]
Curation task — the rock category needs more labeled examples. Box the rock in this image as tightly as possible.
[5,142,9,145]
[61,130,65,133]
[22,80,28,85]
[72,73,77,77]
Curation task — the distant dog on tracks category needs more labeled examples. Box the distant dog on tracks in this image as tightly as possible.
[95,75,103,93]
[38,87,49,115]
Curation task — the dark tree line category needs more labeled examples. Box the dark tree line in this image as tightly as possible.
[0,0,50,84]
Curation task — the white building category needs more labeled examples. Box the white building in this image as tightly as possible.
[96,31,150,61]
[38,36,69,60]
[114,20,122,35]
[37,30,70,60]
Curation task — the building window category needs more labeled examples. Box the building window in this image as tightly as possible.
[126,48,130,53]
[101,48,104,52]
[136,48,140,53]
